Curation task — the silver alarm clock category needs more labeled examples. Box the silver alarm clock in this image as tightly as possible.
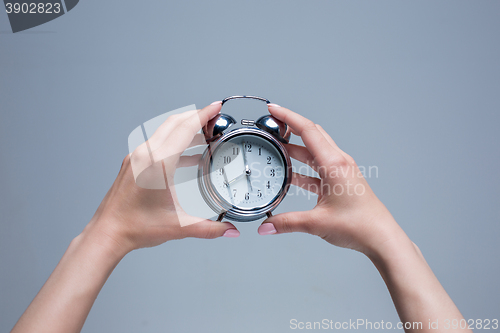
[198,96,292,222]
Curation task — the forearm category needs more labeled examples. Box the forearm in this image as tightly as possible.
[11,222,127,333]
[367,223,471,333]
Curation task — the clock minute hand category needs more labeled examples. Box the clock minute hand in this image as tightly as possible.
[241,142,253,191]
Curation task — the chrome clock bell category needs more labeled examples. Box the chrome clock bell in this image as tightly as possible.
[198,96,292,222]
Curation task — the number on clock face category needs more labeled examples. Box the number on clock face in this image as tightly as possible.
[210,134,285,209]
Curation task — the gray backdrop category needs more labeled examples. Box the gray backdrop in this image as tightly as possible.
[1,1,499,332]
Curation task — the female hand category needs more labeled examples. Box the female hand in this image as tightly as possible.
[258,105,472,333]
[12,103,242,333]
[258,104,406,256]
[85,102,240,256]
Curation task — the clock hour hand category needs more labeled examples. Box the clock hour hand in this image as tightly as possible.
[221,166,234,204]
[224,170,247,187]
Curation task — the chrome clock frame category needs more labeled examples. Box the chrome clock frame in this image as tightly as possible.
[198,124,292,222]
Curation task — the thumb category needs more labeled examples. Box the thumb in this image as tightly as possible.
[183,220,240,239]
[258,211,316,235]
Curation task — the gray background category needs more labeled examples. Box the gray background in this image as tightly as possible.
[1,1,499,332]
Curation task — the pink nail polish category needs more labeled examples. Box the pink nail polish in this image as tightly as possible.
[223,229,240,238]
[258,223,277,235]
[211,101,222,105]
[267,103,281,108]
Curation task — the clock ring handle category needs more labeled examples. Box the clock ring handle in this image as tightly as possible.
[221,95,271,106]
[219,95,290,144]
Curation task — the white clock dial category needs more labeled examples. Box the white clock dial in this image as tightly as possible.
[210,134,286,209]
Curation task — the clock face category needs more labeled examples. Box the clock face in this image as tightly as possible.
[209,133,286,210]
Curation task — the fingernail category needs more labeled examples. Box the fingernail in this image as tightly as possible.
[258,223,277,235]
[211,101,222,105]
[223,229,240,238]
[267,103,281,108]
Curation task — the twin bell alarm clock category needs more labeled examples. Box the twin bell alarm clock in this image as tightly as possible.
[198,96,292,222]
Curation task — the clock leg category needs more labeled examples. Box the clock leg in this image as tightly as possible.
[217,212,227,222]
[266,212,273,218]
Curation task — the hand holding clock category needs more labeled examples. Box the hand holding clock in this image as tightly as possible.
[258,104,471,333]
[258,104,401,256]
[11,102,471,333]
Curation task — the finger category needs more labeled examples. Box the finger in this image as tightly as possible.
[288,126,300,136]
[168,102,221,152]
[130,110,200,175]
[182,220,240,239]
[287,143,315,167]
[188,133,207,148]
[315,124,338,149]
[315,124,355,164]
[267,105,301,137]
[258,210,317,235]
[151,102,222,163]
[291,172,321,195]
[287,144,326,179]
[131,105,219,181]
[268,105,342,168]
[176,154,202,168]
[148,110,199,152]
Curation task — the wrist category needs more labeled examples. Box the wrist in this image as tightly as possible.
[363,223,421,277]
[79,218,133,263]
[359,209,416,265]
